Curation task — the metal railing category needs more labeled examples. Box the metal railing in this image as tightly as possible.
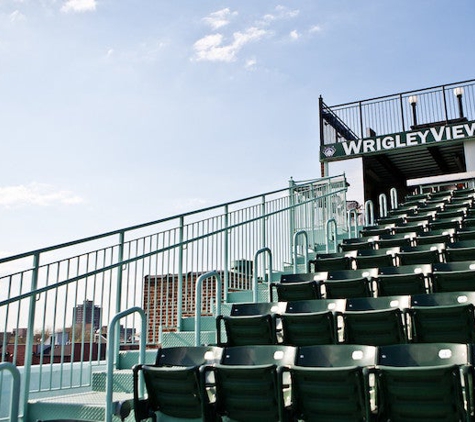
[0,175,348,405]
[321,79,475,145]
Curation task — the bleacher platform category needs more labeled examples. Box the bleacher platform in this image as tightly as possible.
[132,184,475,421]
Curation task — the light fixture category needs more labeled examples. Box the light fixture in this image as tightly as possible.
[454,87,464,98]
[408,95,418,126]
[454,87,465,118]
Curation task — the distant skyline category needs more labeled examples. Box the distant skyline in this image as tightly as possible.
[0,0,474,256]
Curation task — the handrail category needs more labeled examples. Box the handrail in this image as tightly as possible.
[379,193,388,218]
[325,218,338,253]
[0,176,337,265]
[347,209,358,239]
[253,247,273,302]
[390,188,398,209]
[106,306,146,422]
[195,271,222,346]
[364,200,374,227]
[292,231,308,274]
[0,362,21,422]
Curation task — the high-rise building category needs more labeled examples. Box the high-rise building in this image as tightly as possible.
[73,300,102,331]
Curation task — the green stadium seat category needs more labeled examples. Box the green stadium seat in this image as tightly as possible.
[374,264,431,296]
[415,228,454,245]
[345,295,410,311]
[407,303,475,343]
[354,248,397,269]
[396,243,444,266]
[323,269,376,299]
[285,298,347,313]
[375,232,414,249]
[432,261,475,292]
[203,345,296,422]
[280,311,338,346]
[340,308,407,346]
[445,240,475,262]
[132,346,223,421]
[272,280,321,302]
[411,290,475,306]
[309,251,353,271]
[216,314,277,346]
[339,237,375,252]
[289,344,376,421]
[374,343,471,421]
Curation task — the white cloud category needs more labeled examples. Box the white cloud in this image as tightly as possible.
[261,5,299,25]
[309,25,323,34]
[61,0,96,13]
[245,58,257,70]
[9,10,26,23]
[0,183,84,208]
[289,30,300,40]
[193,27,268,63]
[203,8,238,30]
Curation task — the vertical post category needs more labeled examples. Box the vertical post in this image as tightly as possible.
[293,231,308,274]
[325,218,338,253]
[0,362,21,422]
[114,230,125,366]
[260,196,267,280]
[390,188,398,210]
[223,206,229,302]
[442,85,449,124]
[195,271,222,346]
[319,96,326,178]
[364,200,374,227]
[289,177,296,265]
[399,93,406,131]
[22,252,40,420]
[379,193,388,218]
[359,101,364,140]
[177,216,184,329]
[253,248,273,302]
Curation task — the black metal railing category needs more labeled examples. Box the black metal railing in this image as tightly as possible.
[321,79,475,145]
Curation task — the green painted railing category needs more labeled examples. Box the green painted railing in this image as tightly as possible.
[0,174,348,415]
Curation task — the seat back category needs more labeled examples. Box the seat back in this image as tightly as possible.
[290,344,376,421]
[274,280,321,301]
[341,308,407,346]
[408,303,475,343]
[375,343,470,422]
[219,314,277,346]
[211,345,296,422]
[445,240,475,261]
[374,272,427,296]
[138,346,223,420]
[280,311,338,346]
[432,261,475,292]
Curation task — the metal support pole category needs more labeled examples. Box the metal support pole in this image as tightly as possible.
[253,247,273,302]
[292,231,308,274]
[195,271,222,346]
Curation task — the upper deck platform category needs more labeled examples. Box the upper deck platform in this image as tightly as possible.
[320,79,475,203]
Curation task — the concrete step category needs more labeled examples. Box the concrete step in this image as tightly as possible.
[28,391,134,422]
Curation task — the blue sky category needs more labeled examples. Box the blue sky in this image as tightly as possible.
[0,0,474,256]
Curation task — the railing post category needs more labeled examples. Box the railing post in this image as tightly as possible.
[0,362,21,422]
[364,200,374,227]
[21,251,40,420]
[253,248,273,302]
[289,177,296,264]
[114,230,125,366]
[325,218,338,253]
[358,101,364,139]
[379,193,388,218]
[106,306,146,422]
[390,187,398,210]
[223,206,229,302]
[292,231,308,274]
[347,208,358,239]
[195,271,222,346]
[177,216,184,329]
